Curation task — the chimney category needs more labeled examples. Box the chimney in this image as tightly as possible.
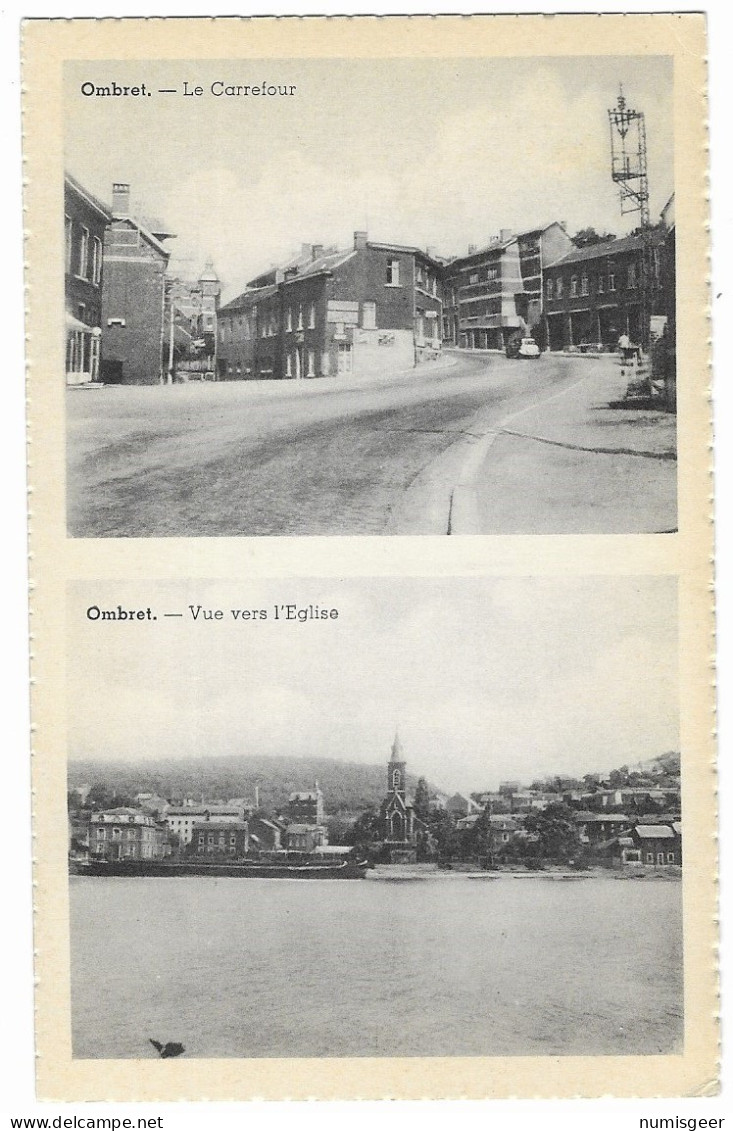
[559,220,567,231]
[301,243,312,257]
[275,268,285,284]
[311,244,324,261]
[354,230,368,251]
[468,243,477,255]
[112,182,130,215]
[500,228,514,242]
[426,245,437,259]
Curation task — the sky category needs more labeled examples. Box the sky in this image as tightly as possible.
[64,55,674,302]
[67,577,678,794]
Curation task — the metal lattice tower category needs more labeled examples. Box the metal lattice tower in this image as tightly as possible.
[608,86,653,351]
[608,86,650,228]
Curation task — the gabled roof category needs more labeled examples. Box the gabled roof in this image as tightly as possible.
[110,215,173,260]
[64,172,113,223]
[634,824,675,839]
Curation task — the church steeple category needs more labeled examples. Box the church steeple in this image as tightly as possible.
[387,730,406,798]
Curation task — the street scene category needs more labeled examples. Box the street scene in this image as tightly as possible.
[64,57,676,537]
[67,351,676,536]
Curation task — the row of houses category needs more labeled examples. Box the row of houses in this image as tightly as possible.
[71,784,330,863]
[65,170,676,388]
[454,809,682,866]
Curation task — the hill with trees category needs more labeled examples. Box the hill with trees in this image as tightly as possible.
[68,753,428,816]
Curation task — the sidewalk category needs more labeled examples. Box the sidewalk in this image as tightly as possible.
[452,356,677,535]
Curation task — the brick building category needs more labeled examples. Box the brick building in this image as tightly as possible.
[217,233,443,380]
[88,808,168,861]
[100,182,176,384]
[543,230,665,352]
[442,222,574,351]
[187,820,249,858]
[64,173,112,385]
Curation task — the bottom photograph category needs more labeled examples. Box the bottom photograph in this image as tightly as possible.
[65,575,681,1061]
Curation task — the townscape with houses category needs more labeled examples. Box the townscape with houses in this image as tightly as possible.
[68,736,682,873]
[65,172,676,403]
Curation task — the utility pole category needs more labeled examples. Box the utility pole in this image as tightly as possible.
[608,86,653,354]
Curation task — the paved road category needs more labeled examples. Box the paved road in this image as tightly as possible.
[66,352,674,537]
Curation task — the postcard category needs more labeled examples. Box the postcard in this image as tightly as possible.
[22,13,715,1101]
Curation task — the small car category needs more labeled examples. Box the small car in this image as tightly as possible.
[516,337,541,359]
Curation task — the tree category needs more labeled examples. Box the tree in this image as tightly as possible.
[524,803,583,864]
[413,777,430,822]
[573,227,617,248]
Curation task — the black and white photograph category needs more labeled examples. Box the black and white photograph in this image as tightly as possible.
[64,54,677,537]
[66,576,682,1061]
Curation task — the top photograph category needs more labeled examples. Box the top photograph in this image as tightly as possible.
[64,54,677,538]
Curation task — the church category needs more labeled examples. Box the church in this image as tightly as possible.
[378,733,418,863]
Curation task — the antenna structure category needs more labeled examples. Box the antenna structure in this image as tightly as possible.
[608,86,650,228]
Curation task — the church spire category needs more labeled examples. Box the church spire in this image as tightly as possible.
[391,729,403,760]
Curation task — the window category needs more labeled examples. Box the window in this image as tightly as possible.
[657,852,665,865]
[286,307,292,332]
[308,303,315,329]
[546,279,553,300]
[646,852,654,863]
[469,272,479,285]
[386,259,400,286]
[78,227,90,278]
[97,827,106,840]
[609,271,616,292]
[362,301,376,330]
[416,266,424,284]
[207,833,214,846]
[307,350,315,377]
[487,266,498,281]
[230,833,237,846]
[597,275,605,294]
[285,353,292,377]
[112,827,121,840]
[627,264,637,289]
[667,852,675,863]
[198,833,205,847]
[92,237,102,285]
[556,277,564,298]
[581,275,589,296]
[65,215,73,272]
[570,276,578,297]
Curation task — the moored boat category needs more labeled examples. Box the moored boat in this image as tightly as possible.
[71,857,369,879]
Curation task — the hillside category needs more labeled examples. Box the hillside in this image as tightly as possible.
[68,753,427,815]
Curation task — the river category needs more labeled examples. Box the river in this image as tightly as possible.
[69,871,683,1059]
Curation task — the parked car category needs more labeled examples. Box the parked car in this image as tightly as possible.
[516,337,540,359]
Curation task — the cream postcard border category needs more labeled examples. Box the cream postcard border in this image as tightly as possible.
[22,13,715,1101]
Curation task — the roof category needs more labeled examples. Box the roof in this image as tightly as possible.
[281,247,356,284]
[367,241,443,268]
[112,214,173,259]
[192,820,249,831]
[577,813,631,823]
[64,172,113,223]
[634,824,675,839]
[289,791,321,801]
[447,222,565,268]
[219,283,279,315]
[548,230,665,269]
[285,823,319,834]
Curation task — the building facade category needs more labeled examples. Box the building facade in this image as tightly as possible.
[217,233,443,381]
[88,808,168,861]
[64,173,112,385]
[543,231,665,351]
[100,182,175,384]
[442,223,574,351]
[187,820,249,858]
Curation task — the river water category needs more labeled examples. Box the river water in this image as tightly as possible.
[69,872,683,1059]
